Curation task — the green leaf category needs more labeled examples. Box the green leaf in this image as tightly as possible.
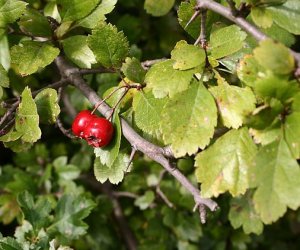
[77,0,117,29]
[133,91,167,138]
[3,139,33,152]
[0,237,23,250]
[209,83,256,129]
[94,153,131,184]
[34,88,60,124]
[209,25,247,59]
[0,32,11,70]
[121,57,146,83]
[229,193,264,235]
[88,23,129,68]
[18,9,52,37]
[44,2,61,23]
[284,111,300,159]
[0,194,20,224]
[144,0,175,17]
[177,0,200,39]
[134,191,155,210]
[252,139,300,224]
[0,129,22,142]
[17,191,51,231]
[145,59,195,98]
[251,7,273,28]
[161,81,217,157]
[11,41,60,76]
[0,64,9,87]
[195,128,257,198]
[15,87,41,143]
[94,114,121,168]
[63,35,96,69]
[263,22,296,47]
[57,0,99,22]
[171,40,206,70]
[237,55,260,87]
[0,0,27,26]
[49,195,95,239]
[254,74,299,104]
[267,0,300,35]
[53,156,81,181]
[253,39,294,75]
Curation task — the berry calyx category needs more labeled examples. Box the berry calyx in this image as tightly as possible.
[83,117,114,147]
[72,110,97,138]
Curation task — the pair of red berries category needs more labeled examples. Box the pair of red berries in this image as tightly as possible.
[72,110,114,147]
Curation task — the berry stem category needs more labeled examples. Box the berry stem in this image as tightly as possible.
[91,85,127,115]
[107,88,129,121]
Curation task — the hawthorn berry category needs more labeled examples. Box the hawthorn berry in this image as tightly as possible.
[83,117,114,147]
[72,110,96,138]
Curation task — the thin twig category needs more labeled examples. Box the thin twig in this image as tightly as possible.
[113,191,139,199]
[141,58,167,69]
[125,146,137,172]
[156,170,174,208]
[79,68,116,75]
[194,9,207,48]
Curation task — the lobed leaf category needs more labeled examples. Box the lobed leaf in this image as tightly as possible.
[11,41,60,76]
[88,23,129,68]
[267,0,300,35]
[171,40,206,70]
[94,153,131,184]
[253,39,294,75]
[229,193,264,235]
[15,87,41,143]
[63,35,96,69]
[161,81,217,157]
[209,25,247,59]
[0,0,27,27]
[209,83,256,129]
[195,128,257,197]
[57,0,99,22]
[132,91,167,138]
[94,114,121,168]
[252,139,300,224]
[145,59,195,98]
[121,57,146,83]
[144,0,175,17]
[35,88,60,124]
[77,0,117,29]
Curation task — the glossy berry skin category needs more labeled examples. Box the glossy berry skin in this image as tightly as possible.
[83,117,114,147]
[72,110,97,138]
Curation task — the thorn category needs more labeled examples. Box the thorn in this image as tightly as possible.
[185,10,200,29]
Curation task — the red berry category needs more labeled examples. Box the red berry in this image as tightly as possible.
[83,117,114,147]
[72,110,97,138]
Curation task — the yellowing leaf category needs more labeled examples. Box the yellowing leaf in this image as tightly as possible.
[195,128,257,198]
[252,139,300,224]
[161,81,217,157]
[209,83,256,129]
[145,59,195,98]
[15,87,41,143]
[253,39,294,75]
[171,40,206,70]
